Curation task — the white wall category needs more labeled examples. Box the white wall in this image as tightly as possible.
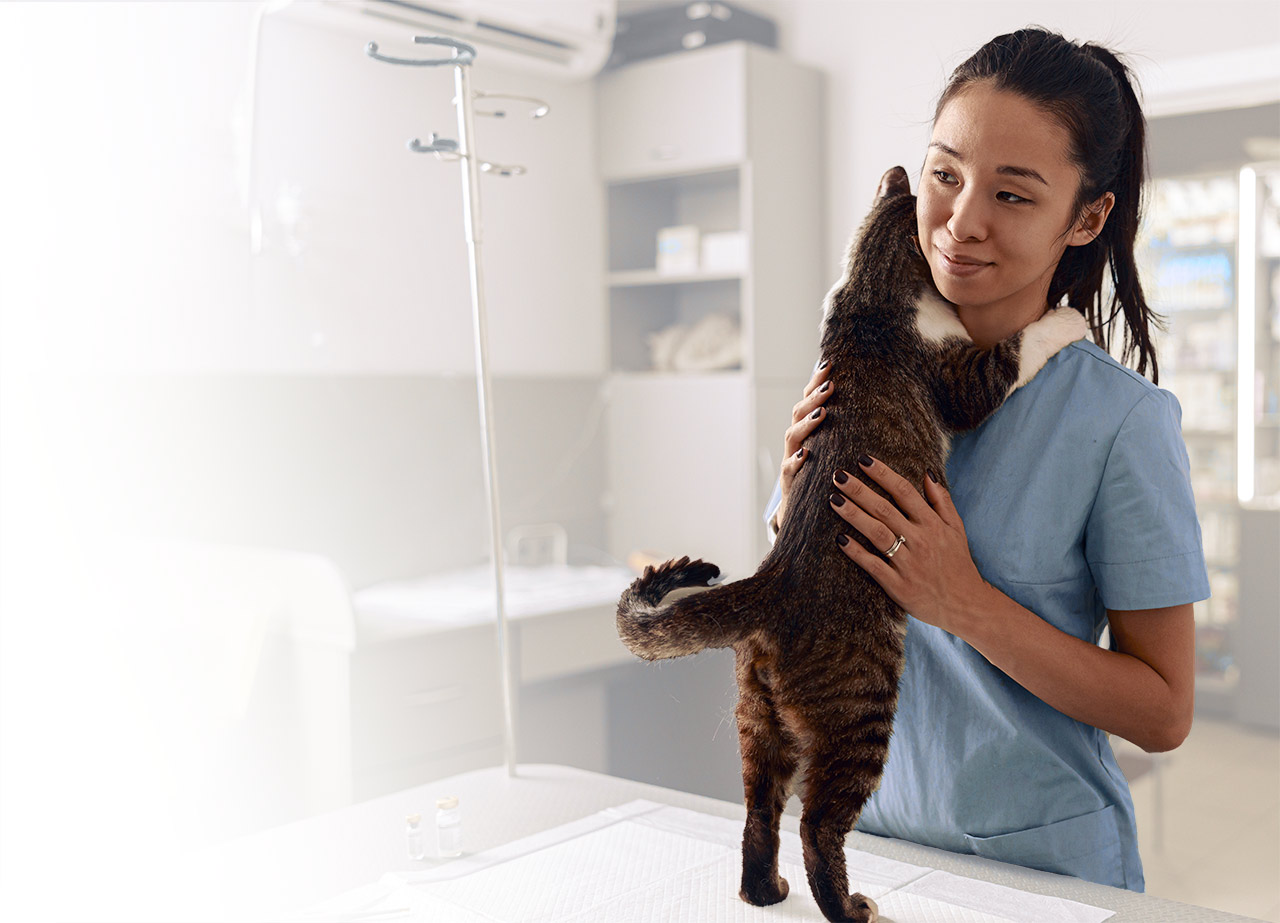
[755,0,1280,277]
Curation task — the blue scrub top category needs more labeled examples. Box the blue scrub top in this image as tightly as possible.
[763,339,1210,891]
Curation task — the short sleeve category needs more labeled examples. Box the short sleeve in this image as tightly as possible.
[764,476,783,544]
[1084,389,1211,610]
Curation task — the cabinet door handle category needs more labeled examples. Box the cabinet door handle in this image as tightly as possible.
[650,144,680,162]
[405,685,464,707]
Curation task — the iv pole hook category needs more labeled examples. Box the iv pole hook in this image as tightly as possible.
[364,35,476,67]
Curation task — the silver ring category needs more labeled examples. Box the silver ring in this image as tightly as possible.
[884,534,907,558]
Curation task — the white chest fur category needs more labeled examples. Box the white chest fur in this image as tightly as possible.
[914,289,969,345]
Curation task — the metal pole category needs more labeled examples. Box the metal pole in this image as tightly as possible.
[452,54,517,777]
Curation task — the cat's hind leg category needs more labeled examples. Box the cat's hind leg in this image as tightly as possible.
[736,655,796,908]
[797,736,887,923]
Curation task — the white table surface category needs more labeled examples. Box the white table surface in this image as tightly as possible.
[205,763,1258,923]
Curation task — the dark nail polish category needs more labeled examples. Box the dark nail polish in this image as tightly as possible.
[927,468,938,484]
[818,359,830,370]
[819,381,830,393]
[834,469,848,484]
[837,534,849,547]
[858,455,873,468]
[810,408,821,420]
[830,493,845,507]
[795,448,804,460]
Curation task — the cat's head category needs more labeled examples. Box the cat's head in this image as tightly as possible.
[820,167,948,341]
[852,166,936,294]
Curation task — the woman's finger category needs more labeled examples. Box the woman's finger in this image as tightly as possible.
[783,403,828,457]
[829,490,901,555]
[835,531,904,594]
[801,358,832,400]
[832,465,912,537]
[850,455,934,525]
[791,368,834,424]
[776,360,835,530]
[790,383,833,427]
[924,470,965,533]
[781,446,808,480]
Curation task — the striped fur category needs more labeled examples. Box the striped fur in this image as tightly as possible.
[616,166,1085,923]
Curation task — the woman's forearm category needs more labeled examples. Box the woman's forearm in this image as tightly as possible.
[953,584,1192,753]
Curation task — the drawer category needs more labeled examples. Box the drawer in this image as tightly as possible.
[518,604,633,683]
[597,43,745,179]
[351,624,505,773]
[353,736,504,802]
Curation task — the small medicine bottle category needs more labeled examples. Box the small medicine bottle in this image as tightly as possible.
[436,795,461,858]
[406,813,426,861]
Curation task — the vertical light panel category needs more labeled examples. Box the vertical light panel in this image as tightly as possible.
[1237,166,1257,504]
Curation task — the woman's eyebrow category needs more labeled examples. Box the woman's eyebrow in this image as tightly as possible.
[928,141,1050,187]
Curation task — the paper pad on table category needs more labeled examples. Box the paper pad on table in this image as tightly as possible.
[372,800,1115,923]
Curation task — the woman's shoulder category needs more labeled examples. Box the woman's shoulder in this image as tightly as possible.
[1057,337,1159,392]
[1046,337,1171,404]
[1044,338,1184,440]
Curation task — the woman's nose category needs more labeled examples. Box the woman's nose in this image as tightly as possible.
[946,188,990,242]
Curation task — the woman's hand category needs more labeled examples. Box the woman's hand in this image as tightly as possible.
[829,455,990,634]
[775,360,833,530]
[831,458,1196,753]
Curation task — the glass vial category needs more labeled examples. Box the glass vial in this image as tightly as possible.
[405,813,426,861]
[435,795,461,858]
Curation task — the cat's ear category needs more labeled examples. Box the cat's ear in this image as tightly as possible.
[876,166,911,200]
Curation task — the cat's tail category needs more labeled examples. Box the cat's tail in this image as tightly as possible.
[616,555,765,661]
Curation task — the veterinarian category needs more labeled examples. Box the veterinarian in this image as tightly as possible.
[764,29,1208,892]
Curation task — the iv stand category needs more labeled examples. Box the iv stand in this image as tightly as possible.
[367,36,548,778]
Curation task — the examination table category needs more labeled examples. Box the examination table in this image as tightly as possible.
[204,763,1258,922]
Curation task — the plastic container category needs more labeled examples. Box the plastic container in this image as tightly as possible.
[405,813,426,861]
[436,795,461,858]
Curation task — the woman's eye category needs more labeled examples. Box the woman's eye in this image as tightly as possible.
[930,169,1030,203]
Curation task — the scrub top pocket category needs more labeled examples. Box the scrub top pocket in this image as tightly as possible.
[962,804,1127,888]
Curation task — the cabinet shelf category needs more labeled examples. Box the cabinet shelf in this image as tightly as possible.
[597,41,824,577]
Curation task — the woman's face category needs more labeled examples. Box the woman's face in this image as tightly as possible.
[917,82,1109,345]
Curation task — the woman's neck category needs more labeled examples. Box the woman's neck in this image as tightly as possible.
[957,300,1052,349]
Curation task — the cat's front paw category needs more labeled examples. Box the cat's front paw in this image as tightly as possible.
[1014,307,1088,389]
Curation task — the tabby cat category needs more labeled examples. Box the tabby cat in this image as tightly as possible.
[615,166,1087,923]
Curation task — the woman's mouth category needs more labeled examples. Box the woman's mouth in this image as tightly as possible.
[938,249,993,278]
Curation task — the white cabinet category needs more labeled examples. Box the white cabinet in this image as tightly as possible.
[350,601,635,800]
[597,43,825,576]
[597,44,747,179]
[350,623,504,800]
[606,373,754,575]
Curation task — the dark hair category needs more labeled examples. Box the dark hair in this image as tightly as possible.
[936,28,1163,382]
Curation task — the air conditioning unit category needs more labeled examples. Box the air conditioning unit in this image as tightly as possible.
[285,0,617,80]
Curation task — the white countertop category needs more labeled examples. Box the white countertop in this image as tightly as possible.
[201,764,1257,923]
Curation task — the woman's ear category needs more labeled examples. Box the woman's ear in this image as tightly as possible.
[1068,191,1115,246]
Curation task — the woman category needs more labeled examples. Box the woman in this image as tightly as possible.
[763,29,1209,891]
